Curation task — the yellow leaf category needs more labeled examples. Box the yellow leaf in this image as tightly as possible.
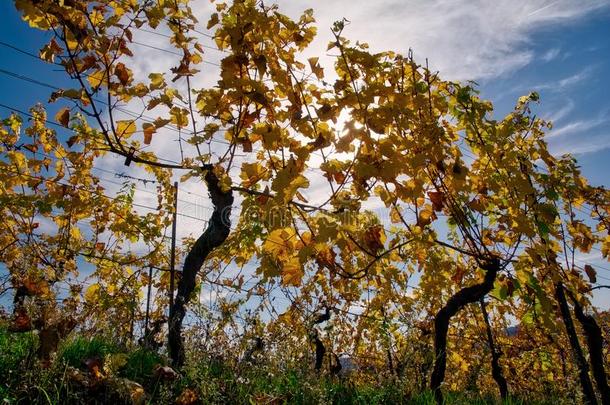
[70,226,82,240]
[307,57,324,79]
[7,151,27,169]
[240,162,266,187]
[281,256,303,286]
[263,228,296,259]
[84,284,100,302]
[272,159,310,203]
[116,120,136,138]
[190,52,203,65]
[90,9,104,26]
[15,0,52,29]
[65,30,79,52]
[6,113,22,133]
[390,207,402,223]
[169,107,189,128]
[417,206,436,227]
[148,73,166,90]
[87,70,106,89]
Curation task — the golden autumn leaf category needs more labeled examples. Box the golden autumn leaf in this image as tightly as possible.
[281,256,303,286]
[116,120,136,138]
[272,159,310,203]
[307,57,324,79]
[87,70,106,89]
[417,206,436,227]
[84,283,101,302]
[263,228,296,259]
[148,73,166,90]
[169,107,189,128]
[240,162,266,188]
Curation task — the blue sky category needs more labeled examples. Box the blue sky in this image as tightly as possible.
[0,2,74,119]
[1,1,610,313]
[481,12,610,186]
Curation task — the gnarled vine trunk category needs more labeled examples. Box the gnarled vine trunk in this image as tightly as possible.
[312,330,326,372]
[554,282,597,405]
[430,258,499,404]
[168,170,233,368]
[310,307,330,373]
[566,289,610,404]
[479,298,508,399]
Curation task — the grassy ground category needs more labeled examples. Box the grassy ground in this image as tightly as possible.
[0,327,556,404]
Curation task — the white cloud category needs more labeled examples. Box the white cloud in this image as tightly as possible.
[265,0,609,80]
[534,65,597,93]
[547,116,607,138]
[541,98,576,124]
[549,132,610,156]
[543,98,575,123]
[541,47,561,62]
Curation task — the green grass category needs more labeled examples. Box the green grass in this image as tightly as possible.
[0,328,566,404]
[0,326,37,372]
[122,348,164,383]
[58,335,120,369]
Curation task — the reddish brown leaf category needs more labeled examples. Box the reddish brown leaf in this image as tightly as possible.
[9,308,32,332]
[451,266,466,285]
[175,388,198,405]
[23,144,38,153]
[66,135,78,148]
[427,191,444,212]
[242,139,253,152]
[56,108,70,127]
[256,186,270,205]
[143,123,155,145]
[363,225,385,253]
[154,365,179,381]
[584,264,597,283]
[84,357,104,380]
[506,278,515,297]
[114,62,131,86]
